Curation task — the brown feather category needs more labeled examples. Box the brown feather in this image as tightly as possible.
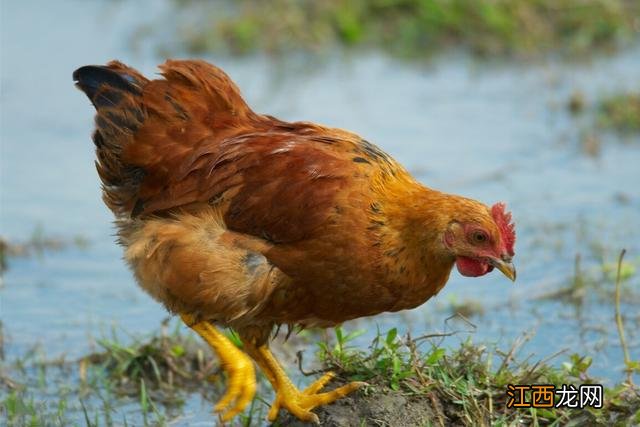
[75,59,515,343]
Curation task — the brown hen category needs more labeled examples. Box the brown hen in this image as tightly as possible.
[74,59,516,423]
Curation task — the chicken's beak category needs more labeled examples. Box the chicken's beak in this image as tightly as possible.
[490,257,516,282]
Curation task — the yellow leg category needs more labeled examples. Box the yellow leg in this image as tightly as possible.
[244,341,366,424]
[180,314,256,421]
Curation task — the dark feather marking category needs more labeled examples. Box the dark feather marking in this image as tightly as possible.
[272,324,282,340]
[95,116,112,133]
[352,156,371,164]
[105,111,137,132]
[311,136,338,145]
[360,139,390,162]
[208,192,224,206]
[385,247,405,258]
[131,199,145,218]
[123,165,146,184]
[260,231,277,244]
[128,106,145,123]
[92,131,104,148]
[94,90,123,108]
[285,324,294,341]
[164,92,189,120]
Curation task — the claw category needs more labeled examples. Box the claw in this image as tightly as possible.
[303,371,336,395]
[266,375,366,422]
[182,317,364,424]
[215,356,256,421]
[180,315,257,421]
[244,343,365,423]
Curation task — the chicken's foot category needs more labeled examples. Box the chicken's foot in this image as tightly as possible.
[244,341,366,423]
[180,314,256,421]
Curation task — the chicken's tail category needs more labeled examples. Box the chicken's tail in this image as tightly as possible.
[73,61,150,217]
[75,60,259,218]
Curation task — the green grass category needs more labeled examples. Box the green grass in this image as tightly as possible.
[614,250,640,385]
[567,91,640,151]
[598,93,640,134]
[2,389,69,427]
[316,326,639,425]
[2,321,638,425]
[80,319,219,402]
[144,0,639,59]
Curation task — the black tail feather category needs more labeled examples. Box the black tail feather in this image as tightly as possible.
[73,65,142,109]
[74,62,150,218]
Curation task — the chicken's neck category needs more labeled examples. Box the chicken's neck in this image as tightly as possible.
[372,182,465,310]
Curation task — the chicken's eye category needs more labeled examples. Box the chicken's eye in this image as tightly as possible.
[471,231,488,244]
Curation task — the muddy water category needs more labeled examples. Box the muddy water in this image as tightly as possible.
[1,0,639,423]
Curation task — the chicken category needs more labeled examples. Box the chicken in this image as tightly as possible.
[73,59,516,423]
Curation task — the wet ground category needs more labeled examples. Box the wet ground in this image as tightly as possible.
[1,1,639,425]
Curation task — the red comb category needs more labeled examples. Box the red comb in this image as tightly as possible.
[491,203,515,256]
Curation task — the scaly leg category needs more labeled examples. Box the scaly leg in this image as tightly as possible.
[180,314,256,421]
[243,340,366,423]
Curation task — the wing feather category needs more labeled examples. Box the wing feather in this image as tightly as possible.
[116,61,362,243]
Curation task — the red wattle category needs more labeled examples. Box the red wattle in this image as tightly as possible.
[456,256,491,277]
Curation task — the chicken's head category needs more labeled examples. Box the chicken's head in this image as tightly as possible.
[443,202,516,281]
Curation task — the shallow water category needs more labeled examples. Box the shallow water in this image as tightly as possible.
[1,0,639,424]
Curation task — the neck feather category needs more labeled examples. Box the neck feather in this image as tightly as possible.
[370,181,474,307]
